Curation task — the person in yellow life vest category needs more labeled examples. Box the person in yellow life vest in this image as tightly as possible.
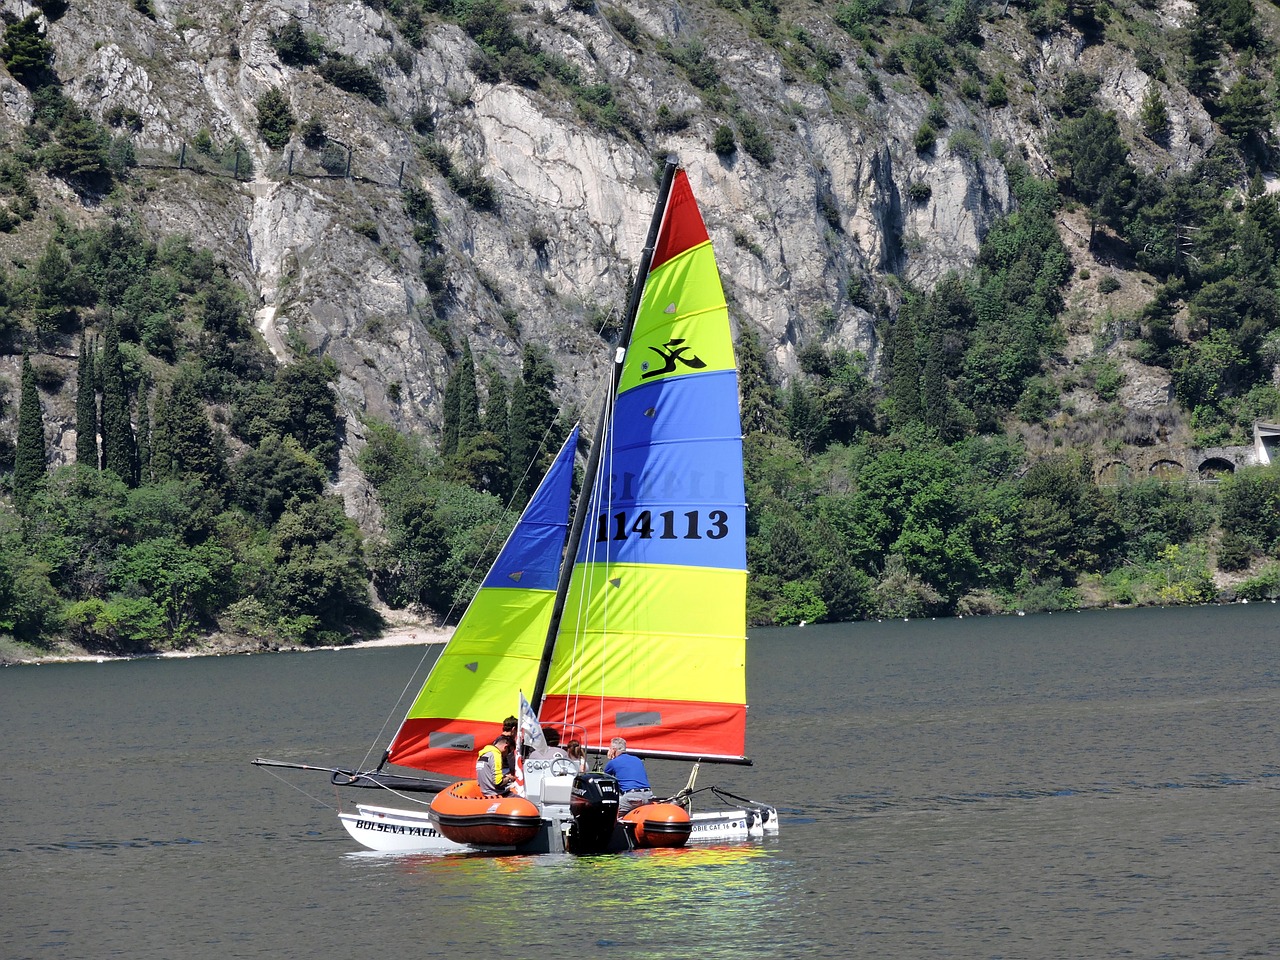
[477,735,517,797]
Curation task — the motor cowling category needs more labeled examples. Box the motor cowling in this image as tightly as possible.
[567,772,619,853]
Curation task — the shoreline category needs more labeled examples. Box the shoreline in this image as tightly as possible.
[2,623,455,667]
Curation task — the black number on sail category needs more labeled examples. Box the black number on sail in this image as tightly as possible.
[594,509,731,542]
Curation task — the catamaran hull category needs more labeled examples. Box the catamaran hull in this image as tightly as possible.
[339,803,471,853]
[688,804,779,842]
[339,800,779,855]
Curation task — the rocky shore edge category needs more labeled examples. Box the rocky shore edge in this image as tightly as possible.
[0,623,453,667]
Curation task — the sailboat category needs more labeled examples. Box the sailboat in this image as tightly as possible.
[256,160,778,854]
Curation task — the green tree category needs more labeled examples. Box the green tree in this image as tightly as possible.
[267,497,372,639]
[712,124,736,157]
[1047,107,1136,245]
[40,113,112,192]
[135,385,152,483]
[0,512,63,642]
[110,536,232,643]
[736,325,781,436]
[273,357,339,471]
[887,300,923,428]
[824,436,980,604]
[1216,76,1270,149]
[1219,465,1280,557]
[1140,86,1170,141]
[270,20,326,65]
[785,379,827,454]
[0,13,55,89]
[508,343,560,503]
[1017,452,1120,583]
[15,354,46,513]
[1199,0,1255,49]
[99,319,136,485]
[943,0,980,44]
[152,370,226,495]
[1181,16,1222,101]
[75,334,97,468]
[255,86,295,149]
[480,364,511,500]
[440,365,461,457]
[456,341,480,448]
[30,238,74,337]
[23,465,128,599]
[1171,328,1247,410]
[231,435,326,525]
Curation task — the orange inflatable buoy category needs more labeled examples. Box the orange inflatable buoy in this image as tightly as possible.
[621,802,692,848]
[429,780,542,847]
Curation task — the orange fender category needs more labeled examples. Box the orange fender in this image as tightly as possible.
[429,780,542,847]
[621,802,692,848]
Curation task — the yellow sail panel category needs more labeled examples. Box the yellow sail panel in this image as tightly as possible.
[405,589,551,717]
[619,244,735,394]
[387,587,554,775]
[546,563,745,705]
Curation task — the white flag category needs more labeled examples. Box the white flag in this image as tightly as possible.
[518,690,546,753]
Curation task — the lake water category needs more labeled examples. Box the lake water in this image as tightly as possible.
[2,603,1278,959]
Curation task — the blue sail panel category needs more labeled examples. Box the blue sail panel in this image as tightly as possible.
[482,425,579,591]
[576,372,745,571]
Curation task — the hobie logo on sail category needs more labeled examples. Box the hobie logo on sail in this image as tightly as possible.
[640,338,707,379]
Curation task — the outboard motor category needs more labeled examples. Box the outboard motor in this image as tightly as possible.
[567,772,619,853]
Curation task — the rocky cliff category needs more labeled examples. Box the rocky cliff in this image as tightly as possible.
[0,0,1247,508]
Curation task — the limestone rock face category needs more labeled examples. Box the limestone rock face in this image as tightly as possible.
[2,0,1214,516]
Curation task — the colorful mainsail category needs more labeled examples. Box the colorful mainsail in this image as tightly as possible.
[386,426,580,777]
[538,169,748,761]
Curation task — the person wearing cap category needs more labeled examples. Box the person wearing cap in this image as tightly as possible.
[604,737,654,813]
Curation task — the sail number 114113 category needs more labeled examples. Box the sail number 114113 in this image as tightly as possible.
[595,509,729,542]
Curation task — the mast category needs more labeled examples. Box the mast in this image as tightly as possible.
[530,158,679,712]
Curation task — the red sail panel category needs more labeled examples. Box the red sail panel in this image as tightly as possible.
[538,695,747,760]
[649,169,710,272]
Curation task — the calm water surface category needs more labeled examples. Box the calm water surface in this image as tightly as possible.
[2,604,1278,959]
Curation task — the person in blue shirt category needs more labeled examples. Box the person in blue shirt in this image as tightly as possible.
[604,737,654,813]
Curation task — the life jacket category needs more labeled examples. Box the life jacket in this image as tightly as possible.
[477,743,507,787]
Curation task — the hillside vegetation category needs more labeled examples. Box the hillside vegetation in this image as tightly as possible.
[2,0,1280,655]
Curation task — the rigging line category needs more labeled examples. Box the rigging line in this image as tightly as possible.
[561,366,612,738]
[259,764,342,812]
[592,382,618,750]
[357,419,568,772]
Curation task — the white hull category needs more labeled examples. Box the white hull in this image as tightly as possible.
[339,803,472,854]
[340,797,779,855]
[688,804,779,842]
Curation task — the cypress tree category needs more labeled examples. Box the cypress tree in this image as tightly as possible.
[509,343,559,503]
[921,330,951,436]
[456,340,480,447]
[153,372,226,493]
[100,319,137,485]
[74,334,98,468]
[736,325,782,436]
[150,388,172,479]
[481,364,510,440]
[14,353,46,512]
[480,364,511,502]
[136,384,152,484]
[888,303,923,429]
[440,367,460,457]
